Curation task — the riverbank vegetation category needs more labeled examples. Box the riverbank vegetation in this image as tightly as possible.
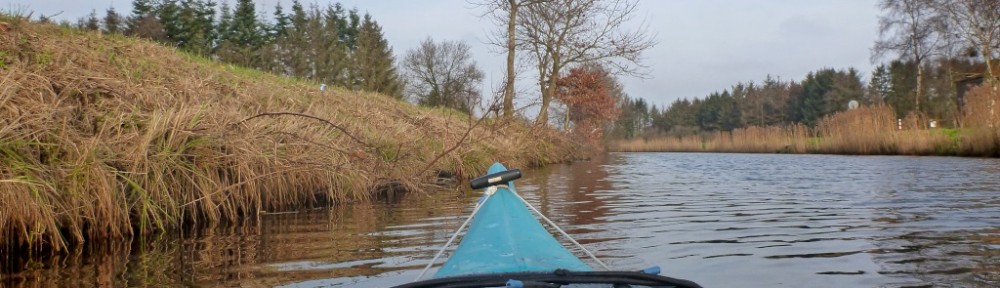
[0,16,583,256]
[3,0,654,259]
[607,0,1000,157]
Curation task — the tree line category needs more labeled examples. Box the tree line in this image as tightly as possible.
[72,0,401,97]
[65,0,656,126]
[613,0,999,139]
[65,1,994,143]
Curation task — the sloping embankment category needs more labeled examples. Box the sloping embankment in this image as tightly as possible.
[0,19,579,253]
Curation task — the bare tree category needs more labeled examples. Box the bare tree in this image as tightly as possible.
[873,0,945,114]
[402,37,485,113]
[517,0,655,126]
[935,0,1000,81]
[934,0,1000,123]
[472,0,548,119]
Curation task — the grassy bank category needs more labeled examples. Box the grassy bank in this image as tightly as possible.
[0,19,580,254]
[612,102,1000,156]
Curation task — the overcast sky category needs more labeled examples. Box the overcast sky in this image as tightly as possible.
[9,0,880,108]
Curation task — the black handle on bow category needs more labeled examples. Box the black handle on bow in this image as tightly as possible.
[470,169,522,190]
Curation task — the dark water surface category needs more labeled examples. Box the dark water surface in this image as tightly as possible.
[4,153,1000,287]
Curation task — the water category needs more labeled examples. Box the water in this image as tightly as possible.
[4,153,1000,287]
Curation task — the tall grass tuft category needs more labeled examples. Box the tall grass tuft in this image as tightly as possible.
[0,19,578,254]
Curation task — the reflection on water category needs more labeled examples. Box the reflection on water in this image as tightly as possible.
[3,153,1000,287]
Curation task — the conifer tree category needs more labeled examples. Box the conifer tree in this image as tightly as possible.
[318,4,350,85]
[158,0,184,46]
[103,7,123,34]
[230,0,260,48]
[176,0,215,55]
[216,1,233,47]
[284,0,310,78]
[128,0,154,31]
[352,14,401,97]
[336,5,361,50]
[81,9,100,31]
[260,2,291,74]
[218,0,262,67]
[868,65,891,104]
[196,1,217,54]
[271,3,290,38]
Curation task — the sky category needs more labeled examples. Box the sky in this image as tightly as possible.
[7,0,881,108]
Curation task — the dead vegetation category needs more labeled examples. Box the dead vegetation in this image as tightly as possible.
[0,18,580,255]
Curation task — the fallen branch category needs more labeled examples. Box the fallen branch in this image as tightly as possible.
[234,112,366,146]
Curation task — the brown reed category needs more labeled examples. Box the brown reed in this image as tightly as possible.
[958,84,1000,156]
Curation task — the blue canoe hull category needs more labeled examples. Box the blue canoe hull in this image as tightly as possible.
[434,163,592,278]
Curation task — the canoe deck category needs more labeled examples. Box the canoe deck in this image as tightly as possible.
[434,163,592,278]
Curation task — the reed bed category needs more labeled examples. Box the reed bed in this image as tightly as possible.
[957,84,1000,156]
[610,95,1000,157]
[814,105,900,154]
[610,134,703,152]
[705,124,810,153]
[0,19,579,255]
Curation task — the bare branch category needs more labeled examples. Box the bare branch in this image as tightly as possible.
[414,92,505,178]
[234,112,366,146]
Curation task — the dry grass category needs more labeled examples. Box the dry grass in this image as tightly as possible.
[958,84,1000,156]
[0,19,579,254]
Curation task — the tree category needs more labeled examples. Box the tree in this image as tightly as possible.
[474,0,547,118]
[103,7,123,34]
[868,64,892,103]
[517,0,655,125]
[612,96,651,139]
[217,0,262,67]
[175,0,216,55]
[555,65,622,142]
[317,5,351,85]
[402,38,485,113]
[796,68,866,125]
[334,5,362,50]
[78,10,100,31]
[873,0,945,114]
[271,2,290,39]
[127,0,158,37]
[258,2,291,74]
[215,1,233,50]
[800,69,835,126]
[282,0,309,77]
[696,91,740,131]
[758,76,793,126]
[825,68,866,115]
[731,81,756,127]
[886,60,918,117]
[158,0,184,45]
[935,0,1000,123]
[352,14,402,98]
